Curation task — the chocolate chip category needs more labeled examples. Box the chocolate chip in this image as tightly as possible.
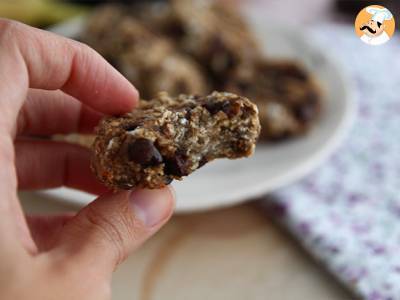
[307,90,319,104]
[222,100,241,117]
[209,36,227,59]
[282,64,308,81]
[198,157,208,168]
[294,91,319,122]
[203,101,224,115]
[164,177,173,185]
[166,20,186,39]
[118,181,134,190]
[189,94,201,101]
[209,37,235,72]
[274,82,289,95]
[164,153,190,177]
[268,131,292,142]
[203,100,241,117]
[185,109,192,120]
[295,104,316,122]
[123,123,138,131]
[127,138,163,166]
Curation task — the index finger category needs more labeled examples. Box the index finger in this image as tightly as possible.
[0,19,138,118]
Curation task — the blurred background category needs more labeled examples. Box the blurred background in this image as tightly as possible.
[1,0,399,28]
[3,0,400,299]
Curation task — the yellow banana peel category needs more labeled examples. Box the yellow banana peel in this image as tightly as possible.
[0,0,87,26]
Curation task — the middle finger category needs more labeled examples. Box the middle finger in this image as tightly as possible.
[16,89,104,137]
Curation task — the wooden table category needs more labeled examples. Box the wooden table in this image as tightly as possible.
[21,192,353,300]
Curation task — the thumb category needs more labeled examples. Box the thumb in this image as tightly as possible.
[53,187,175,275]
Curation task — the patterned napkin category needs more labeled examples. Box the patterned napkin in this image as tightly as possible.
[263,25,400,300]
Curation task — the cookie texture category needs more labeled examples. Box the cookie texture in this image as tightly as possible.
[166,0,261,83]
[91,92,260,189]
[226,61,321,141]
[82,5,208,99]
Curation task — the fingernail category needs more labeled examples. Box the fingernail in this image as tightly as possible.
[129,188,173,227]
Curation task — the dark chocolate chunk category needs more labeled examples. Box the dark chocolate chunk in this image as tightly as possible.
[203,101,224,115]
[222,100,241,117]
[164,153,190,177]
[209,36,235,72]
[185,109,192,120]
[267,131,291,142]
[204,100,241,117]
[164,177,173,185]
[165,20,186,39]
[117,181,134,189]
[198,156,208,168]
[123,123,138,131]
[294,104,315,122]
[282,65,308,81]
[294,91,319,122]
[127,138,163,166]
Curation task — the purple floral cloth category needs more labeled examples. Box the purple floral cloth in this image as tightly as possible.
[263,25,400,300]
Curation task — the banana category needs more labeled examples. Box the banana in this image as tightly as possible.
[0,0,87,26]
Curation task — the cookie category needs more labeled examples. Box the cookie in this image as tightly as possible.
[169,0,261,85]
[82,6,208,99]
[91,91,260,189]
[225,60,321,141]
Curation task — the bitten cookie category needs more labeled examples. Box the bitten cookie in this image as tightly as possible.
[91,92,260,189]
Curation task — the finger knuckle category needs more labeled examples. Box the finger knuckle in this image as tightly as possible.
[75,40,94,54]
[72,40,99,64]
[66,40,104,85]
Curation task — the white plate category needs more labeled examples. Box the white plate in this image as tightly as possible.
[37,15,356,213]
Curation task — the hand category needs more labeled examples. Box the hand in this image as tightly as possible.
[0,19,175,299]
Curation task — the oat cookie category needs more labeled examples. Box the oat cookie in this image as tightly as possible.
[82,6,208,99]
[168,0,261,84]
[91,92,260,189]
[226,60,321,141]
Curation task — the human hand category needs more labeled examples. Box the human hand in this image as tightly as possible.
[0,19,175,299]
